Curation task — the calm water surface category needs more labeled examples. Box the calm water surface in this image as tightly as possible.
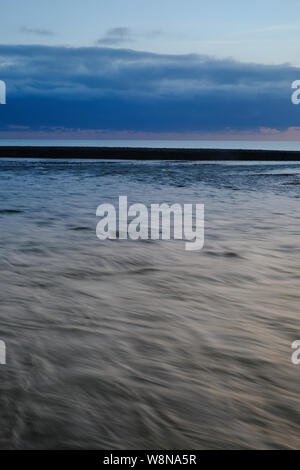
[0,158,300,449]
[2,139,300,151]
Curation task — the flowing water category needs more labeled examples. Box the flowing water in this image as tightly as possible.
[0,158,300,449]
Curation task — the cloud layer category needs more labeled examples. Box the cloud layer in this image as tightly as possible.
[96,27,133,45]
[20,27,55,37]
[0,44,298,135]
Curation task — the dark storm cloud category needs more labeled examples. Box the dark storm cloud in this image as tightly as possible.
[0,44,298,132]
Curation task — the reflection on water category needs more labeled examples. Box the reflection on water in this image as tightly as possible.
[0,159,300,449]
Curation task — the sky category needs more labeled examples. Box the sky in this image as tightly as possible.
[0,0,300,140]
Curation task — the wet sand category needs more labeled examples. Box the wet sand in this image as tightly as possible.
[1,146,300,160]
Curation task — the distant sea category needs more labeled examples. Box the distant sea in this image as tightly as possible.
[1,139,300,151]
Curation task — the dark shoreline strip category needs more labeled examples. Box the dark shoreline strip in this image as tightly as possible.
[1,146,300,160]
